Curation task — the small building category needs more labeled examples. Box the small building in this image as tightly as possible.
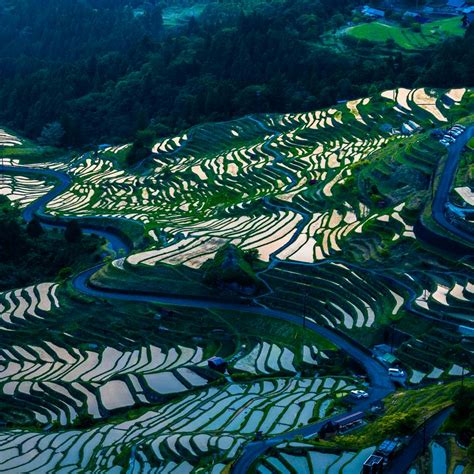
[380,352,398,366]
[373,344,399,367]
[363,454,384,473]
[462,11,474,27]
[376,439,398,460]
[207,356,227,372]
[362,5,386,17]
[334,411,365,432]
[447,0,466,10]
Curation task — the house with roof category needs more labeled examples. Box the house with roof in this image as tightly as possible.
[404,11,420,18]
[447,0,466,10]
[207,356,227,372]
[462,6,474,26]
[373,344,399,366]
[363,454,384,473]
[362,5,386,17]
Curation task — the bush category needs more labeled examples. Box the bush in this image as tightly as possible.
[375,409,419,436]
[65,220,82,243]
[202,244,264,294]
[447,386,474,446]
[58,267,73,281]
[26,218,43,238]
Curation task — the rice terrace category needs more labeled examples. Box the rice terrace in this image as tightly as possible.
[0,83,473,473]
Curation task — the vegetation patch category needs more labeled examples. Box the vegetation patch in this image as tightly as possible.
[346,17,464,50]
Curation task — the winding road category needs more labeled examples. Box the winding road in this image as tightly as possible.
[423,125,474,247]
[1,123,471,471]
[1,162,395,472]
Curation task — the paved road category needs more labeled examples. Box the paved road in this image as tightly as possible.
[0,164,132,254]
[430,125,474,245]
[385,407,453,474]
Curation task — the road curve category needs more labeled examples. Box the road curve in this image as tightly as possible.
[0,164,132,254]
[1,162,395,472]
[430,125,474,245]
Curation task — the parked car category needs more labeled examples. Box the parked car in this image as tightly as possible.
[388,367,405,377]
[453,124,466,130]
[440,139,451,147]
[350,389,369,399]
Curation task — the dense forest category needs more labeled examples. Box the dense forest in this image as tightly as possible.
[0,196,102,290]
[0,0,473,147]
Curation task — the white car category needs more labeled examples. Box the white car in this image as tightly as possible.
[388,368,405,377]
[440,139,450,147]
[448,130,463,137]
[350,389,369,399]
[453,124,466,130]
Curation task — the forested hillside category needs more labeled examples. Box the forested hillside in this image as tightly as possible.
[0,0,472,146]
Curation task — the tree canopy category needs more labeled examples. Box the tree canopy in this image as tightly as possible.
[0,0,472,147]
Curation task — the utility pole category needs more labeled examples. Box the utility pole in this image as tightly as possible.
[0,155,5,186]
[389,323,395,354]
[430,169,435,200]
[423,418,427,454]
[302,289,308,331]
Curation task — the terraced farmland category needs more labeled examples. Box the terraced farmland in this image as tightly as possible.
[255,443,376,474]
[26,87,467,270]
[0,173,54,208]
[0,87,473,472]
[0,373,360,472]
[0,278,361,471]
[0,129,22,147]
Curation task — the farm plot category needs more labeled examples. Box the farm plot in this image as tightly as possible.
[98,144,131,155]
[233,342,328,374]
[346,18,463,50]
[395,327,471,386]
[0,174,54,208]
[0,375,358,472]
[258,261,402,331]
[389,270,473,382]
[454,187,474,206]
[0,282,59,329]
[411,272,474,327]
[256,445,376,473]
[33,88,470,268]
[0,128,22,147]
[0,338,207,425]
[380,87,457,122]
